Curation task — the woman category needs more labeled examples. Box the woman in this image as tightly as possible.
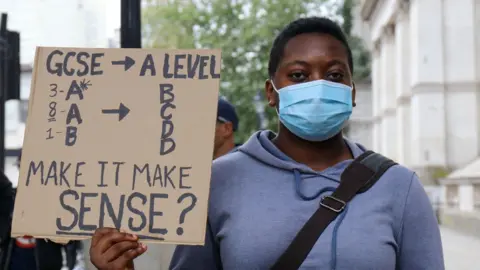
[89,17,444,270]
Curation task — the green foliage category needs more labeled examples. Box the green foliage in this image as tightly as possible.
[143,0,371,142]
[339,0,371,82]
[143,0,328,142]
[341,0,353,36]
[431,167,451,182]
[349,35,371,81]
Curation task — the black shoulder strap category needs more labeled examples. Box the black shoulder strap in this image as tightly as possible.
[271,151,397,270]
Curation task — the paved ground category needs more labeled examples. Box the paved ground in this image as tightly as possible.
[82,226,480,269]
[441,227,480,270]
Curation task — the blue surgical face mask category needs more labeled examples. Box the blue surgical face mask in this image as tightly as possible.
[271,79,353,142]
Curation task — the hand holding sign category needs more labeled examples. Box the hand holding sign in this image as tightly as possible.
[12,47,221,245]
[90,228,147,270]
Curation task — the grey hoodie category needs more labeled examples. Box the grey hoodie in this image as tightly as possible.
[170,130,444,269]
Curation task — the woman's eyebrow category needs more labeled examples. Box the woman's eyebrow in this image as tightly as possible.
[280,60,310,68]
[325,59,348,69]
[280,59,348,70]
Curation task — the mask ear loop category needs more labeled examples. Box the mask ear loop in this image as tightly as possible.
[269,79,281,115]
[350,81,355,107]
[270,79,279,92]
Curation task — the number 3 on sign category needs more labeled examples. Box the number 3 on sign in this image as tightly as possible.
[49,83,58,97]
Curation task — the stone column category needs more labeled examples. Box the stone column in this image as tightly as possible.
[440,0,479,168]
[371,46,381,152]
[458,184,474,212]
[395,4,411,166]
[378,26,397,159]
[409,0,447,184]
[386,25,397,160]
[379,36,388,114]
[476,0,480,157]
[384,25,396,110]
[378,40,388,155]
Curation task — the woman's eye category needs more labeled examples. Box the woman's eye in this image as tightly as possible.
[288,72,307,81]
[327,72,344,81]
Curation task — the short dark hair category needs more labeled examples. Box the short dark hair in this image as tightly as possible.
[268,17,353,78]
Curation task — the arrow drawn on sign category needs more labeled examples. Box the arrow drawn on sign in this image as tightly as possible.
[102,103,130,121]
[111,56,135,71]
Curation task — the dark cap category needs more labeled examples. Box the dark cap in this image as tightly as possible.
[217,98,239,131]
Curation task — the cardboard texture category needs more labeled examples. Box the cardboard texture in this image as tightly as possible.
[11,47,221,245]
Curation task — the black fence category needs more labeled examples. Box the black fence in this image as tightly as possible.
[0,13,21,171]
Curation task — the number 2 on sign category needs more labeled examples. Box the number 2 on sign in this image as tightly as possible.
[46,128,54,140]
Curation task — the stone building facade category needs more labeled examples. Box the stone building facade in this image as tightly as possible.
[358,0,480,185]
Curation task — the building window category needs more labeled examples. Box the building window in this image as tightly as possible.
[445,184,459,208]
[474,184,480,211]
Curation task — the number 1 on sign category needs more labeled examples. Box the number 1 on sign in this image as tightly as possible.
[46,128,54,140]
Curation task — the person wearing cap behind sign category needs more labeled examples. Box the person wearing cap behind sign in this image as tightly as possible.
[213,98,240,160]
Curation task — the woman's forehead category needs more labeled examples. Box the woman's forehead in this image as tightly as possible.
[281,33,349,65]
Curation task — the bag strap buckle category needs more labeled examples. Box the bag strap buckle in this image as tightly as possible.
[319,195,346,213]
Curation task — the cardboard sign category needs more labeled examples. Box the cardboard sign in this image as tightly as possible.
[11,47,221,245]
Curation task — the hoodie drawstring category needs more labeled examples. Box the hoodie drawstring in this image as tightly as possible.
[293,169,347,270]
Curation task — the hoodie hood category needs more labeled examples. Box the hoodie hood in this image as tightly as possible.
[238,130,366,183]
[234,130,374,268]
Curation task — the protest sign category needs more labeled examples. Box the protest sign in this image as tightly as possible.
[11,47,221,245]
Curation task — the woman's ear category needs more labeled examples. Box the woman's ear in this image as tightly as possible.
[265,79,278,108]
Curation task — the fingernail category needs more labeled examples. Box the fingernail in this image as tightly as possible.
[136,243,147,252]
